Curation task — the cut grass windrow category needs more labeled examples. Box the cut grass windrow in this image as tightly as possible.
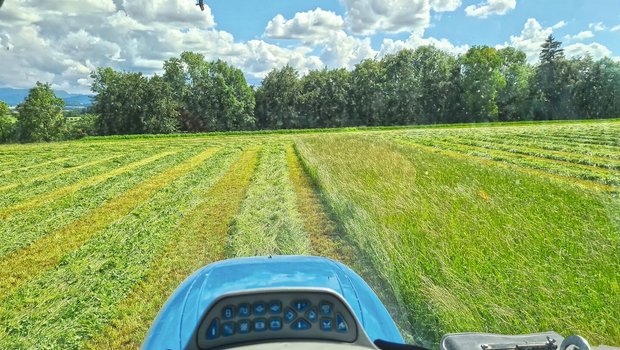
[0,157,70,176]
[85,148,259,350]
[0,154,123,192]
[0,148,219,299]
[0,146,178,207]
[449,133,620,161]
[535,133,620,147]
[286,144,343,260]
[430,137,620,170]
[406,139,620,187]
[0,147,237,349]
[227,144,312,257]
[431,138,620,174]
[506,134,620,158]
[400,141,617,193]
[0,147,205,258]
[0,151,176,220]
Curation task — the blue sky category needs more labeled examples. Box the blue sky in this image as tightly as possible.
[0,0,618,93]
[209,0,620,55]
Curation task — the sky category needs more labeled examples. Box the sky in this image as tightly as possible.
[0,0,619,93]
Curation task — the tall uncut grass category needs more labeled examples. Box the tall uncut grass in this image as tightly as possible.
[296,134,620,346]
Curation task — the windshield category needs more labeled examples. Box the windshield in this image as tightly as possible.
[0,1,618,350]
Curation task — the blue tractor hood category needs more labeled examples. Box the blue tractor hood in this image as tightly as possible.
[143,255,404,349]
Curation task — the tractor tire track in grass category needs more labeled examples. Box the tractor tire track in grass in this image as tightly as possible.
[286,144,344,260]
[86,148,259,350]
[0,147,219,299]
[0,151,176,220]
[227,144,312,257]
[0,147,239,349]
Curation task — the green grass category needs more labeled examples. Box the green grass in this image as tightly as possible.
[0,146,211,258]
[295,133,620,345]
[227,143,312,257]
[0,120,618,349]
[85,148,260,349]
[0,146,240,348]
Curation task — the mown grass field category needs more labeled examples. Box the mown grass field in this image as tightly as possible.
[0,120,618,349]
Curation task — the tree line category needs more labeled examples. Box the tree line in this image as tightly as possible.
[1,35,619,143]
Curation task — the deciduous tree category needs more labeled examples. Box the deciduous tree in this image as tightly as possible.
[15,82,65,142]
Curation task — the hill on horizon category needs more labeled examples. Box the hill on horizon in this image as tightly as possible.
[0,87,92,107]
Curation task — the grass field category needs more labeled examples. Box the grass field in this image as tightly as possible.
[0,120,618,349]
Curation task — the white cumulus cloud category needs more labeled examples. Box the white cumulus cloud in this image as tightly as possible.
[499,18,613,63]
[319,31,377,69]
[498,18,554,63]
[341,0,432,36]
[380,35,470,56]
[264,8,344,43]
[430,0,462,12]
[234,40,324,79]
[465,0,516,18]
[588,22,605,31]
[552,20,566,29]
[0,0,617,93]
[0,0,329,92]
[564,42,612,60]
[564,30,595,42]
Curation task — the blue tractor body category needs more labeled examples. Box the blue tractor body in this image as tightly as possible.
[144,256,403,349]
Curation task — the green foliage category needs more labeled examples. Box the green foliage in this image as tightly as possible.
[0,100,9,116]
[7,40,620,144]
[163,52,255,132]
[0,100,15,142]
[65,113,98,139]
[298,68,351,128]
[91,68,180,135]
[539,34,565,64]
[0,115,16,143]
[411,46,460,124]
[497,47,534,121]
[91,68,149,135]
[349,58,387,126]
[572,58,620,119]
[15,82,65,142]
[535,35,570,119]
[383,49,421,125]
[459,46,506,122]
[142,75,180,134]
[255,65,302,129]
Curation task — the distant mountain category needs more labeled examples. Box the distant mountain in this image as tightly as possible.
[0,87,93,107]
